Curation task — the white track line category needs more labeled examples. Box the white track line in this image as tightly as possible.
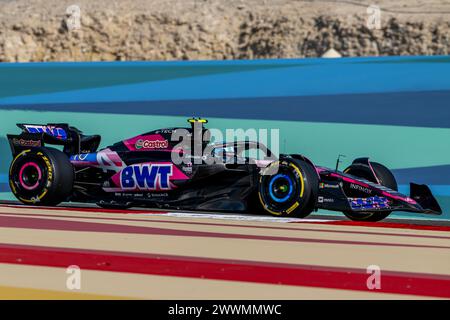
[152,211,332,223]
[0,203,333,223]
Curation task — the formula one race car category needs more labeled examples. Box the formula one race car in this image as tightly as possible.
[6,119,442,222]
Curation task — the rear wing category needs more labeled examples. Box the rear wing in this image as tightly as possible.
[7,123,101,156]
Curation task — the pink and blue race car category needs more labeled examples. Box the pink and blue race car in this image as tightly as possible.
[7,119,442,222]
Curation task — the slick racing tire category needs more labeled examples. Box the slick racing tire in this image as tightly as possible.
[342,162,398,222]
[258,158,318,218]
[9,147,74,206]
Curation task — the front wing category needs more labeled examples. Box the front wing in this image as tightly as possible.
[316,170,442,215]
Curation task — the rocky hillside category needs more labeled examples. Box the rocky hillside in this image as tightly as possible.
[1,0,449,62]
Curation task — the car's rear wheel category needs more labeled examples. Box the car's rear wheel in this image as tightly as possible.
[9,147,74,206]
[343,162,397,222]
[258,158,318,218]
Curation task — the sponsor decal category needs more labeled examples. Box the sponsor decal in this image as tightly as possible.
[121,164,173,190]
[155,129,174,134]
[181,163,193,173]
[135,139,169,150]
[113,192,143,198]
[12,138,41,147]
[349,196,389,209]
[73,153,90,161]
[350,183,372,194]
[318,196,334,203]
[70,153,97,163]
[24,125,67,140]
[182,167,193,173]
[72,151,125,169]
[319,182,340,189]
[147,193,169,198]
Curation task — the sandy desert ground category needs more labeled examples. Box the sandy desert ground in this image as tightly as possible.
[0,0,449,61]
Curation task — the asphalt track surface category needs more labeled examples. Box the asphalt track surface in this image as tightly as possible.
[0,201,449,299]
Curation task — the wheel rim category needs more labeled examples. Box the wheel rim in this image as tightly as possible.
[268,174,294,203]
[18,162,42,191]
[259,161,305,215]
[10,154,49,202]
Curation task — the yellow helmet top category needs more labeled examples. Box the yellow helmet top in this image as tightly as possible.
[187,117,208,124]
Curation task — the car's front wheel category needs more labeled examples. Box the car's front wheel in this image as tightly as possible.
[258,158,318,218]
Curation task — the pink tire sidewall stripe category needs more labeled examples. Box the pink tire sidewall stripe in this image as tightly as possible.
[18,162,42,191]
